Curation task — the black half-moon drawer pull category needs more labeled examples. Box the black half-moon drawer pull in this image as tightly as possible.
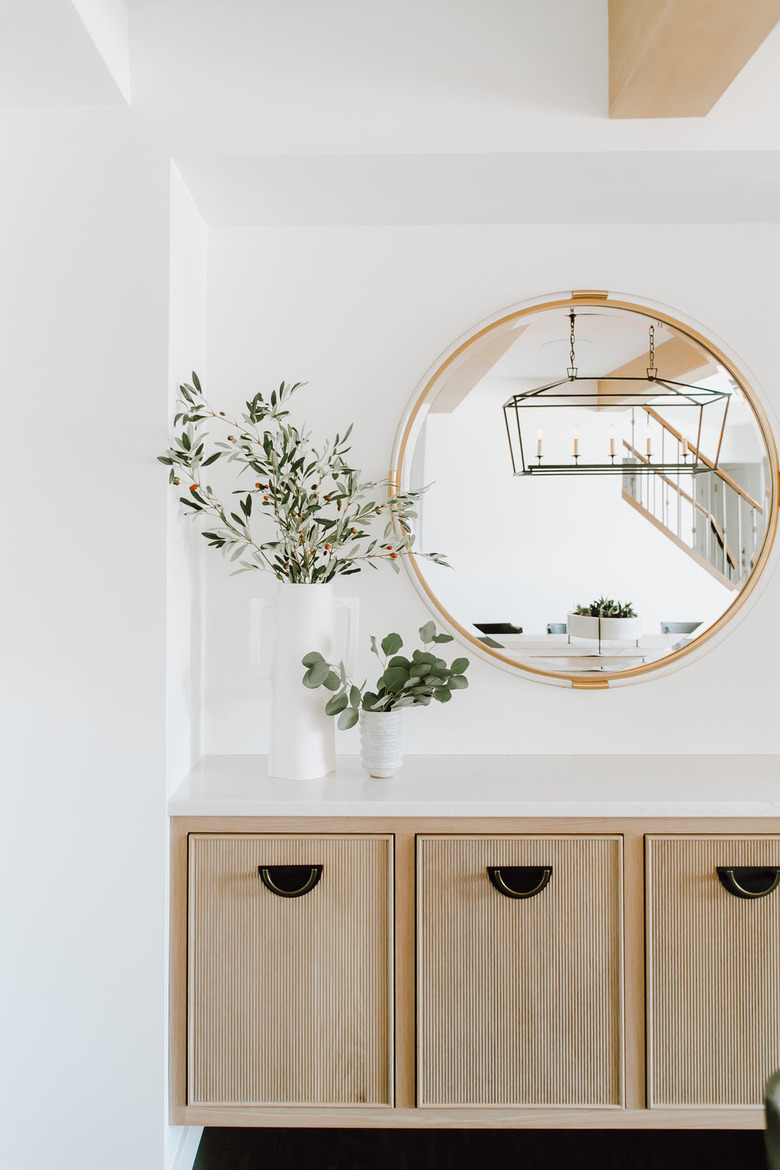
[487,865,552,899]
[258,864,323,898]
[716,866,780,900]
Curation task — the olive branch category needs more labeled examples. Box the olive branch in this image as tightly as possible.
[159,374,448,583]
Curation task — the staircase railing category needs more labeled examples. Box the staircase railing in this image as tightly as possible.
[621,412,764,590]
[644,406,763,513]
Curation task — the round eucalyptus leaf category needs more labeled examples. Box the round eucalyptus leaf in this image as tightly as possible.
[325,692,349,716]
[337,707,359,731]
[381,632,404,656]
[382,666,410,693]
[306,660,330,687]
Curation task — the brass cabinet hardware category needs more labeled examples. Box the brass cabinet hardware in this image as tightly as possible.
[258,863,323,898]
[487,864,553,899]
[716,865,780,900]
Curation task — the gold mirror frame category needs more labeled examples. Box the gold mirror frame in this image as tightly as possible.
[391,290,779,689]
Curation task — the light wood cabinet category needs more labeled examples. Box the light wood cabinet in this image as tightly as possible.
[187,833,394,1107]
[417,835,623,1107]
[646,834,780,1107]
[170,815,780,1130]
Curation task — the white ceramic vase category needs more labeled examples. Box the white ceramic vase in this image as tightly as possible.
[251,582,358,780]
[359,709,404,779]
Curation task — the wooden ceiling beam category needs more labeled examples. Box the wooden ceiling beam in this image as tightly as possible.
[609,0,780,119]
[596,335,715,407]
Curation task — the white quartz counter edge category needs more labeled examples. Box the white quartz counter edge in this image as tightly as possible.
[169,754,780,818]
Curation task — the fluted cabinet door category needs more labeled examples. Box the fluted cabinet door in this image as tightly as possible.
[188,834,393,1107]
[417,835,624,1107]
[646,835,780,1107]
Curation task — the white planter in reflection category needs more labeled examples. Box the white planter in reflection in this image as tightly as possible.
[251,582,358,781]
[359,710,404,779]
[567,612,641,643]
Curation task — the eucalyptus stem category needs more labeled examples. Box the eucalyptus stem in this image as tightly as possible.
[302,622,470,730]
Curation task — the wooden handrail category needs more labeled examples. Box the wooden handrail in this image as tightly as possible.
[623,441,738,572]
[622,442,704,514]
[644,406,763,513]
[621,491,738,591]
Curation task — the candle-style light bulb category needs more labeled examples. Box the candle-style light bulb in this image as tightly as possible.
[537,425,544,457]
[681,435,689,457]
[573,425,580,458]
[646,431,652,458]
[609,424,616,457]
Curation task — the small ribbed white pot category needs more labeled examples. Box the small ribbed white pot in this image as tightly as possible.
[359,710,404,779]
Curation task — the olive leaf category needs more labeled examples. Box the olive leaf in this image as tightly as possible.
[160,374,451,584]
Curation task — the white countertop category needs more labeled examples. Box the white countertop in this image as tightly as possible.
[169,754,780,818]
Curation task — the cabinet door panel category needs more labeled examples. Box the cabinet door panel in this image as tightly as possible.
[417,835,624,1107]
[188,834,393,1107]
[647,835,780,1107]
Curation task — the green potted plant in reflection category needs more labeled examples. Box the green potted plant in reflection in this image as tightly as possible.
[567,597,641,643]
[302,621,470,778]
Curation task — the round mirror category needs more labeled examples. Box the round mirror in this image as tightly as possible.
[392,291,778,687]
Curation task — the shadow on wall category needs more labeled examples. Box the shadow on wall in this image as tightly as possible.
[193,1127,765,1170]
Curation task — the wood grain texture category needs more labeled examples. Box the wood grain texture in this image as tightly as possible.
[622,829,646,1110]
[188,834,393,1107]
[169,818,189,1122]
[171,816,780,1128]
[393,827,417,1109]
[175,1103,765,1129]
[609,0,780,118]
[647,835,780,1106]
[417,835,624,1107]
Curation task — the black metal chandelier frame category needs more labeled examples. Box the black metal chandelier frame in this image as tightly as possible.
[502,315,731,477]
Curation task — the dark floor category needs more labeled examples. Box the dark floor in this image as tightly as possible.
[193,1127,766,1170]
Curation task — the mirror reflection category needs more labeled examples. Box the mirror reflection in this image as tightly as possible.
[401,298,775,680]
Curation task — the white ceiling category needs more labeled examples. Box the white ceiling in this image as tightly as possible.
[174,149,780,225]
[0,0,126,106]
[126,0,780,155]
[4,0,780,224]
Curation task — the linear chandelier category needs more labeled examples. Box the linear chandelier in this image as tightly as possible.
[502,313,729,476]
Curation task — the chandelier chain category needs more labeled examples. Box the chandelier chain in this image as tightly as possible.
[568,311,577,378]
[648,324,657,379]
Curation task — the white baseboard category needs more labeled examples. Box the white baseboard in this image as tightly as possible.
[168,1126,203,1170]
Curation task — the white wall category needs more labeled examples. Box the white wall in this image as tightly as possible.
[0,109,170,1170]
[202,223,780,756]
[167,164,207,790]
[165,164,207,1169]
